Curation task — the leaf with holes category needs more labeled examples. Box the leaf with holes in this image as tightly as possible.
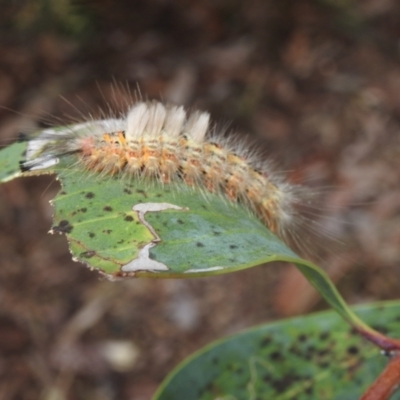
[51,159,299,278]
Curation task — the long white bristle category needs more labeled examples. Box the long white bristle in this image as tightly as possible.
[126,103,149,139]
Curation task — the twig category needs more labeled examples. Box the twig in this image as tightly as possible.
[360,352,400,400]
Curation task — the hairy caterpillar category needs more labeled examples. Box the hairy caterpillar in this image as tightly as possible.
[22,100,318,254]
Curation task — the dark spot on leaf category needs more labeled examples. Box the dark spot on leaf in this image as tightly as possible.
[103,206,113,212]
[196,242,204,248]
[177,219,184,225]
[306,345,316,356]
[319,331,329,341]
[263,375,272,382]
[80,208,87,213]
[298,334,307,343]
[272,378,289,393]
[260,336,272,347]
[205,382,217,393]
[289,345,302,357]
[60,191,67,195]
[80,251,96,258]
[212,357,219,365]
[270,351,282,361]
[52,220,73,234]
[318,349,329,357]
[305,386,313,395]
[347,345,359,355]
[88,232,95,238]
[318,361,330,368]
[124,215,134,222]
[229,244,238,249]
[85,192,95,199]
[285,374,302,386]
[117,239,125,244]
[212,231,221,236]
[136,189,147,197]
[124,188,132,194]
[102,229,112,234]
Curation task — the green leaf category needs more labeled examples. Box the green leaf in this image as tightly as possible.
[0,141,27,182]
[153,301,400,400]
[51,161,301,278]
[51,162,373,334]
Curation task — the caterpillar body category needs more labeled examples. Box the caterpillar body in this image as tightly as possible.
[23,101,312,251]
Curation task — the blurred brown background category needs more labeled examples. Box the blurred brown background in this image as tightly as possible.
[1,1,400,399]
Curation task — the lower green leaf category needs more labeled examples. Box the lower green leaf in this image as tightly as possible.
[153,301,400,400]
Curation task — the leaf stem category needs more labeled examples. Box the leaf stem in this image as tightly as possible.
[355,327,400,352]
[294,261,400,352]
